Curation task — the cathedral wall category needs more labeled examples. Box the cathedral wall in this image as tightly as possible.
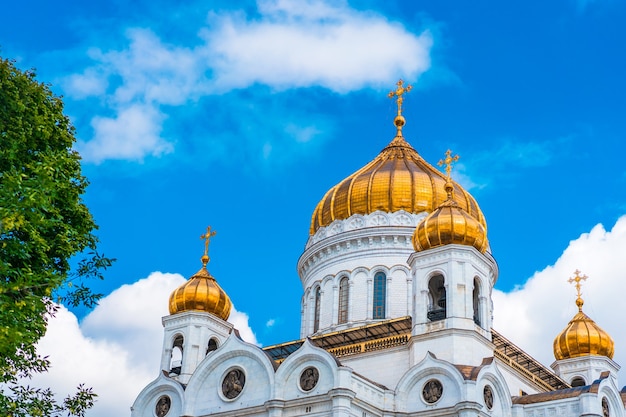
[341,345,410,390]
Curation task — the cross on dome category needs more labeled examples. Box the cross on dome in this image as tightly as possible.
[200,226,217,266]
[388,79,412,116]
[568,269,588,311]
[438,149,459,181]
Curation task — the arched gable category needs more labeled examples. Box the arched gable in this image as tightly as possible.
[274,338,341,400]
[131,371,185,417]
[395,352,466,413]
[184,332,276,416]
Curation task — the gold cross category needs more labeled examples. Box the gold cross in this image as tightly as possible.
[200,226,217,259]
[438,149,460,180]
[388,79,412,116]
[568,269,588,311]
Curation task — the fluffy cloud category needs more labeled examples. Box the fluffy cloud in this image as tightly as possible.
[29,272,258,417]
[493,215,626,387]
[65,0,433,163]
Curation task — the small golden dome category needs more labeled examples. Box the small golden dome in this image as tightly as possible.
[309,137,485,234]
[553,271,614,360]
[168,264,232,319]
[168,227,232,320]
[412,167,488,254]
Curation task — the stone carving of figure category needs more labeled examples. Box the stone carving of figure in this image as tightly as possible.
[300,367,319,391]
[422,379,443,404]
[602,397,610,417]
[483,385,494,410]
[222,369,245,399]
[155,396,171,417]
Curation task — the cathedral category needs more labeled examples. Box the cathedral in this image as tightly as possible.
[131,81,625,417]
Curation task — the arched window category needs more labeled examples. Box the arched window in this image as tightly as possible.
[427,274,446,322]
[170,335,184,375]
[373,272,386,319]
[571,376,586,387]
[338,277,349,324]
[473,278,481,326]
[206,338,218,355]
[313,287,321,332]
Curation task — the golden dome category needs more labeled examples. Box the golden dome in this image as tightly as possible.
[412,181,488,253]
[309,135,486,235]
[553,271,614,360]
[168,227,232,320]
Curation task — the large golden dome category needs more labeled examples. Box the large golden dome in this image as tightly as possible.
[553,271,614,360]
[309,134,486,235]
[413,179,488,253]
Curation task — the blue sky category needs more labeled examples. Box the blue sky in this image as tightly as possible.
[3,1,626,415]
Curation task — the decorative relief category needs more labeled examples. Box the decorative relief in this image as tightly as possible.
[349,216,365,229]
[602,397,610,417]
[370,213,389,226]
[329,221,344,234]
[307,211,421,245]
[300,367,319,391]
[155,395,171,417]
[222,368,245,399]
[422,379,443,404]
[393,212,413,226]
[483,385,494,410]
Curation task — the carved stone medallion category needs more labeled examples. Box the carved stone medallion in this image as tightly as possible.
[602,397,610,417]
[222,368,245,399]
[422,379,443,404]
[483,385,494,410]
[155,395,171,417]
[300,366,319,391]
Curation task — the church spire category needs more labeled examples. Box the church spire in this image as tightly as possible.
[568,269,587,312]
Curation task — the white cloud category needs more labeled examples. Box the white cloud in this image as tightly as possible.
[202,0,432,92]
[29,271,258,417]
[65,0,433,163]
[493,215,626,387]
[78,104,172,163]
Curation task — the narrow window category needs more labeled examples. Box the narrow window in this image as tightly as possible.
[427,274,446,321]
[206,338,218,355]
[313,287,321,332]
[373,272,386,319]
[170,335,184,375]
[473,278,481,326]
[338,277,349,324]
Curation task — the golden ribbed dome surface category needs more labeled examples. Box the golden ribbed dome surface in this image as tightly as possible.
[553,309,614,360]
[169,263,232,320]
[412,192,488,253]
[309,136,486,234]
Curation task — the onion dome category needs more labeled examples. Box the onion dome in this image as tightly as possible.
[168,227,232,320]
[309,80,485,235]
[553,271,614,360]
[412,151,488,253]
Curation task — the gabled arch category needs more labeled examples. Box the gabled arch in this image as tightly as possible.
[395,352,465,413]
[274,339,342,400]
[131,371,185,417]
[184,332,277,416]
